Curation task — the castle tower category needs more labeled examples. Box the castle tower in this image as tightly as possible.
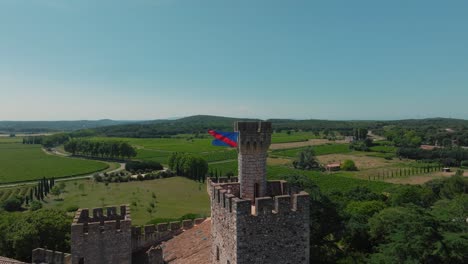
[235,121,272,201]
[71,205,132,264]
[209,121,310,264]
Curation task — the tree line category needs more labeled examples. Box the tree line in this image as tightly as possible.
[397,147,468,166]
[64,139,137,160]
[168,152,208,182]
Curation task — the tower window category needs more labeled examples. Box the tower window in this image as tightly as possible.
[216,246,220,261]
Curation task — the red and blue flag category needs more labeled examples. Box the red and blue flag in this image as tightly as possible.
[208,130,239,148]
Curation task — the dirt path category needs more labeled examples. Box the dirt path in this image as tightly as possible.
[270,139,348,150]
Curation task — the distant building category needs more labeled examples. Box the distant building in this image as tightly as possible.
[326,162,341,172]
[420,145,439,151]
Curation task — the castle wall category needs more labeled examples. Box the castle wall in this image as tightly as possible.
[71,205,132,264]
[236,193,310,264]
[32,248,71,264]
[210,181,310,264]
[131,218,203,252]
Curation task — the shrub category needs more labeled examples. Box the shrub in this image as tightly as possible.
[1,196,23,212]
[29,200,43,211]
[65,205,79,212]
[461,160,468,168]
[126,161,163,173]
[154,170,175,179]
[341,160,358,171]
[93,173,103,182]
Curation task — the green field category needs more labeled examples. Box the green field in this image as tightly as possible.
[271,132,319,144]
[271,143,351,158]
[91,133,321,164]
[0,137,23,144]
[0,144,108,184]
[44,177,210,225]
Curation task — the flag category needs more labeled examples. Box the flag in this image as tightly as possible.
[208,130,239,148]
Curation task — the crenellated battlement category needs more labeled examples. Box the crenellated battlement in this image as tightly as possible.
[235,121,272,133]
[71,205,132,264]
[71,205,131,236]
[131,218,206,252]
[210,176,309,217]
[235,122,272,154]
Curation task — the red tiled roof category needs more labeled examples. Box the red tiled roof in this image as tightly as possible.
[0,256,26,264]
[162,219,212,264]
[420,145,437,150]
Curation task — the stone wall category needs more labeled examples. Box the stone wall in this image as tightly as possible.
[131,218,204,252]
[210,181,310,264]
[236,192,310,264]
[32,248,71,264]
[71,205,132,264]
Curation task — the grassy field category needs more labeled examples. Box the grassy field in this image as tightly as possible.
[0,143,108,184]
[91,133,321,164]
[271,132,319,144]
[0,137,23,143]
[271,143,351,158]
[43,177,210,225]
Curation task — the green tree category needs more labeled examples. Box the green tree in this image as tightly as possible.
[341,160,358,171]
[50,186,62,199]
[0,209,71,261]
[1,196,22,212]
[292,147,320,170]
[368,206,443,263]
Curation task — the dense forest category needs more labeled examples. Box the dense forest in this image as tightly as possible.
[286,173,468,264]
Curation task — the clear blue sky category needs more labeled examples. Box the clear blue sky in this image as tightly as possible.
[1,0,467,121]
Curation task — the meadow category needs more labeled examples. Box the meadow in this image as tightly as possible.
[270,131,320,144]
[271,143,351,158]
[0,137,23,143]
[90,132,320,165]
[0,143,108,184]
[43,177,210,225]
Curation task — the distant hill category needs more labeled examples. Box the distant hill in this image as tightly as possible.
[0,120,143,133]
[92,115,259,138]
[3,116,468,137]
[89,116,468,138]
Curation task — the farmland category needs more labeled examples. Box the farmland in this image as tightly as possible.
[271,143,351,158]
[0,143,108,184]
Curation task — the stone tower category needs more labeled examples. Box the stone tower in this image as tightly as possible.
[71,205,132,264]
[235,121,272,201]
[209,121,310,264]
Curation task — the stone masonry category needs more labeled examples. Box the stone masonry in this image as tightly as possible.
[235,121,272,201]
[71,205,132,264]
[210,121,310,264]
